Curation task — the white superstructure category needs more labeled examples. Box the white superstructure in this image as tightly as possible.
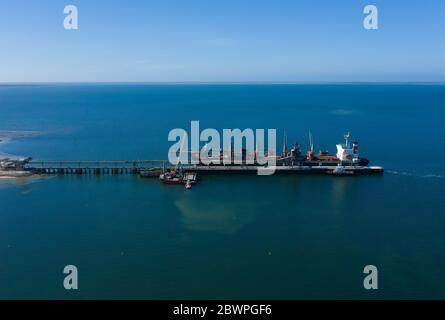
[336,132,359,163]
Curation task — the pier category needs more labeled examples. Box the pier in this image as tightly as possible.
[28,160,171,175]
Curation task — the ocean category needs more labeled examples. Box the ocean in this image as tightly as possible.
[0,84,444,299]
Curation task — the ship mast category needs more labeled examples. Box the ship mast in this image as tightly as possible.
[283,129,288,156]
[344,132,350,148]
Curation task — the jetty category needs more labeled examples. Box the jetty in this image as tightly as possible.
[25,160,383,176]
[27,160,169,175]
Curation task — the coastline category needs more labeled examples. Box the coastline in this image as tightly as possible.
[0,130,41,141]
[0,131,38,179]
[0,130,40,157]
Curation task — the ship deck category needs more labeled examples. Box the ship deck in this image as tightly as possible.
[182,165,384,175]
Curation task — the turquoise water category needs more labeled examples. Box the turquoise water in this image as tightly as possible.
[1,84,444,299]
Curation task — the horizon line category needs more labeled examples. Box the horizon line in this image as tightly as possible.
[1,81,445,86]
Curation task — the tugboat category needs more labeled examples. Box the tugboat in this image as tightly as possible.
[159,169,199,187]
[160,131,189,185]
[183,172,197,189]
[159,171,183,184]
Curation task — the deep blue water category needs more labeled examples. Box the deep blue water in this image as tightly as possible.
[0,84,444,299]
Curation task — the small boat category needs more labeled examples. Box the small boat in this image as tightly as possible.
[185,181,192,189]
[182,172,198,184]
[159,172,183,184]
[329,165,355,176]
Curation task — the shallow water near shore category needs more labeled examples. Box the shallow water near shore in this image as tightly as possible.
[1,84,444,299]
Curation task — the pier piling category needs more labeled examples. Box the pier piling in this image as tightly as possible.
[28,160,171,176]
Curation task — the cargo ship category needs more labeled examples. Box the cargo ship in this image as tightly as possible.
[184,132,383,175]
[191,132,371,167]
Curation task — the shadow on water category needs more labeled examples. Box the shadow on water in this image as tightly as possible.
[170,174,371,235]
[174,175,296,234]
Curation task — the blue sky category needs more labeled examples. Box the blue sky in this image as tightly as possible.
[0,0,444,82]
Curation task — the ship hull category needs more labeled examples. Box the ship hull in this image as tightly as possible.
[182,165,384,175]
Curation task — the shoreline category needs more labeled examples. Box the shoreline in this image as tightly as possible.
[0,130,41,141]
[0,130,41,159]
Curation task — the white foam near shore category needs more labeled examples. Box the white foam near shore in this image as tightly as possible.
[0,130,41,160]
[0,137,10,152]
[0,130,41,149]
[0,130,41,140]
[0,152,29,160]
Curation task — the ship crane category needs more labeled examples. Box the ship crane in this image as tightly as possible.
[309,131,315,153]
[283,129,289,157]
[306,131,316,161]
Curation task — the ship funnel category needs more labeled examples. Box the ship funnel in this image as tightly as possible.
[352,141,359,154]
